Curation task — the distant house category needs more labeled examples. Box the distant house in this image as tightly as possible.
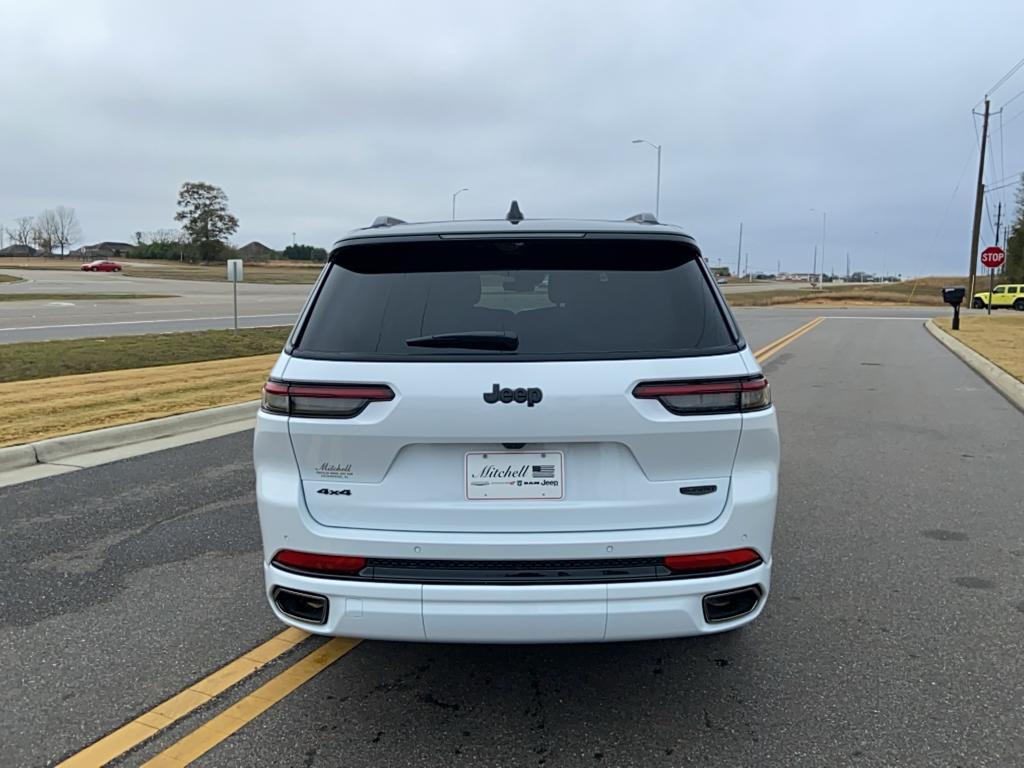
[70,241,135,259]
[236,241,278,261]
[0,244,40,257]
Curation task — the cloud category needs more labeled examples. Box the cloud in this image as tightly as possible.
[1,0,1022,276]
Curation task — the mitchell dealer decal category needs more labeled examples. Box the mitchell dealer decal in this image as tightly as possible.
[315,462,354,479]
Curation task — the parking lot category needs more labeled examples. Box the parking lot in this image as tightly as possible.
[3,307,1022,767]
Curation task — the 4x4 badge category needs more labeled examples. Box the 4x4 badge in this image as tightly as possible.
[483,383,543,407]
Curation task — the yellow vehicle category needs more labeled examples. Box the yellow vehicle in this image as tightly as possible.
[971,283,1024,311]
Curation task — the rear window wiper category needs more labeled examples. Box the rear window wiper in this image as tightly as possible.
[405,331,519,351]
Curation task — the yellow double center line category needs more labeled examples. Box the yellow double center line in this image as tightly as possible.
[754,316,824,362]
[60,317,824,767]
[142,638,359,767]
[58,627,312,767]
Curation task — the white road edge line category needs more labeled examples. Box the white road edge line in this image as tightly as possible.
[819,315,936,320]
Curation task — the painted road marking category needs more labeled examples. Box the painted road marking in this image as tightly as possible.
[57,320,826,766]
[56,627,310,768]
[141,638,360,767]
[754,316,824,362]
[0,313,296,332]
[819,315,935,320]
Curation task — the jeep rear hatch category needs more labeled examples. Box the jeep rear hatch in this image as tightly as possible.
[276,236,752,533]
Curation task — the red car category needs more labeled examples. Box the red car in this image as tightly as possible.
[80,260,122,272]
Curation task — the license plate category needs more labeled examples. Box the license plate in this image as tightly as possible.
[465,451,564,500]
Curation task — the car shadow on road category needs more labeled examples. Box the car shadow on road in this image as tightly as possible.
[295,630,763,767]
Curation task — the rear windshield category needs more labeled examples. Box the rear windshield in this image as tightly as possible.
[292,237,738,361]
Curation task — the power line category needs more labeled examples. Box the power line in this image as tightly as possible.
[1002,104,1024,129]
[983,180,1015,193]
[973,107,1006,239]
[984,55,1024,101]
[927,137,976,254]
[998,109,1007,224]
[986,169,1024,186]
[1003,86,1024,109]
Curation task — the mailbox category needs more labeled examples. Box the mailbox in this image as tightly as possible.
[942,286,965,331]
[942,286,965,306]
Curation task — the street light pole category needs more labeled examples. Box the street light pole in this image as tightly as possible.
[811,209,826,287]
[631,139,662,219]
[452,188,469,221]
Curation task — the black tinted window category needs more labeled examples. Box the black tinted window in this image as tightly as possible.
[294,238,737,360]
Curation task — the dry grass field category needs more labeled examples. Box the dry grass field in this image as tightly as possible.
[728,277,960,307]
[934,313,1024,384]
[0,354,278,447]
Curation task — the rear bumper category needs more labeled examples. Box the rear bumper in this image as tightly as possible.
[258,473,776,642]
[255,404,778,643]
[264,561,771,642]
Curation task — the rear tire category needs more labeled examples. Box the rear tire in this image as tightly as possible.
[972,297,985,309]
[1014,299,1024,312]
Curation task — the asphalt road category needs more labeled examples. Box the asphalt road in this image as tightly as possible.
[0,269,813,343]
[0,269,310,342]
[2,308,1022,767]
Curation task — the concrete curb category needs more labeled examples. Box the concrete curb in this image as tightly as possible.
[0,444,38,472]
[925,319,1024,413]
[0,400,259,471]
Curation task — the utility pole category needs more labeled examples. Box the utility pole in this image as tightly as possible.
[812,244,817,284]
[968,99,990,299]
[777,259,781,275]
[736,222,743,277]
[745,253,750,282]
[846,252,851,281]
[987,201,1003,316]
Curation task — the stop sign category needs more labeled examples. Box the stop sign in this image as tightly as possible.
[980,246,1005,269]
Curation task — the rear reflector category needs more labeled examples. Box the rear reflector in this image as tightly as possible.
[663,548,762,575]
[262,380,394,418]
[272,549,367,576]
[633,376,770,415]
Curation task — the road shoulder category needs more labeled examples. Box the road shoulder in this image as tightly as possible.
[925,318,1024,413]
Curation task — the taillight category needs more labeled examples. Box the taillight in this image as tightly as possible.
[633,375,770,415]
[272,549,367,576]
[663,548,762,575]
[261,380,394,418]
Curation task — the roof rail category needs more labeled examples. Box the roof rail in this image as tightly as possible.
[626,212,659,224]
[370,215,407,228]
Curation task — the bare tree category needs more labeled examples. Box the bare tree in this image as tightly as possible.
[52,206,82,257]
[34,210,58,255]
[5,216,35,247]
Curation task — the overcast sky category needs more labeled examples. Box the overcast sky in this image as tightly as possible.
[3,0,1024,276]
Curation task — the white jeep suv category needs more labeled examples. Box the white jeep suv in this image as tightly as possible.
[254,207,779,643]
